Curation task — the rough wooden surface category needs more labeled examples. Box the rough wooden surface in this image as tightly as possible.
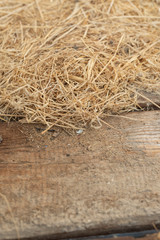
[0,111,160,239]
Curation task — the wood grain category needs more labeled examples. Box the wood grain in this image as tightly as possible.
[0,111,160,239]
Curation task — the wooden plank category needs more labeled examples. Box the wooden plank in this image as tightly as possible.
[68,230,160,240]
[81,232,160,240]
[0,111,160,239]
[137,91,160,109]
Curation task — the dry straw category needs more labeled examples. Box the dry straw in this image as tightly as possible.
[0,0,160,129]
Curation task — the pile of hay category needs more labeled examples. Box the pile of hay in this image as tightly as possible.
[0,0,160,130]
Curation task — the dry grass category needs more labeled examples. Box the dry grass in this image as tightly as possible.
[0,0,160,129]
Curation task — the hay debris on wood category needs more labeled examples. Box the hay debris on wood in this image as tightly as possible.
[0,0,160,129]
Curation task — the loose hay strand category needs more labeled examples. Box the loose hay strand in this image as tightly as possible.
[0,0,160,129]
[129,88,160,109]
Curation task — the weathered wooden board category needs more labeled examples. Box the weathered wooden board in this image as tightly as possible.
[0,110,160,240]
[137,91,160,110]
[76,232,160,240]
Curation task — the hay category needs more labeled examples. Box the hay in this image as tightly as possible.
[0,0,160,129]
